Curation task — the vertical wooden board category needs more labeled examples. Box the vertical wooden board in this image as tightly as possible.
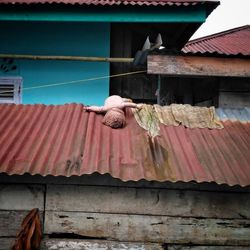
[41,238,163,250]
[178,78,193,105]
[0,184,45,210]
[158,77,177,105]
[0,211,43,237]
[110,62,123,95]
[46,185,250,219]
[122,28,132,98]
[126,74,144,99]
[143,76,155,100]
[151,75,158,102]
[45,211,250,245]
[110,24,124,95]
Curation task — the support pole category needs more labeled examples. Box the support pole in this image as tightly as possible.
[157,75,161,105]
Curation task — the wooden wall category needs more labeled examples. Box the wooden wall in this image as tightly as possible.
[0,175,250,249]
[219,77,250,108]
[0,184,45,249]
[159,76,219,107]
[151,76,250,108]
[110,24,158,103]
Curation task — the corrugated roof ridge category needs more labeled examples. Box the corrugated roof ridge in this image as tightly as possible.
[186,25,250,46]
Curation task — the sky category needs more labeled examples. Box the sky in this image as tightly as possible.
[191,0,250,39]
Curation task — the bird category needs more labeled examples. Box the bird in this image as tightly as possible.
[133,33,163,66]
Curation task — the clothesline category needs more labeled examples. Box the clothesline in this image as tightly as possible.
[0,70,146,95]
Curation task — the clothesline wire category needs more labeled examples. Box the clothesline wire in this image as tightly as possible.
[0,70,146,95]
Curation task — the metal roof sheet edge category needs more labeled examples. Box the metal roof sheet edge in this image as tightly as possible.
[0,103,249,187]
[0,0,220,7]
[183,25,250,56]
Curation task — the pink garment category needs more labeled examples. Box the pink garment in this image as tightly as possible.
[85,95,141,129]
[85,95,137,113]
[104,95,127,109]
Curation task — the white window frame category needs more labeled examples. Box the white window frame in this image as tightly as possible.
[0,77,22,104]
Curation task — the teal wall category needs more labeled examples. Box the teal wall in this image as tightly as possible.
[0,22,110,105]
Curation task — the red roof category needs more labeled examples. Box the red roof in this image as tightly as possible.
[183,25,250,56]
[0,0,219,7]
[0,104,249,187]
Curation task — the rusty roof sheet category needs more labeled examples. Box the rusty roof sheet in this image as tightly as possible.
[183,25,250,56]
[0,0,219,7]
[0,104,249,187]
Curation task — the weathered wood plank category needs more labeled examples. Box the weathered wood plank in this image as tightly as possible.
[148,55,250,77]
[46,185,250,219]
[0,184,45,210]
[0,211,44,237]
[41,238,163,250]
[45,211,250,245]
[0,238,15,250]
[168,246,250,250]
[219,92,250,108]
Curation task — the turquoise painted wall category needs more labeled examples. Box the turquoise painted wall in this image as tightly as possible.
[0,22,110,105]
[0,6,207,23]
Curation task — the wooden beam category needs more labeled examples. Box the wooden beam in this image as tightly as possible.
[41,238,163,250]
[148,55,250,77]
[45,211,250,245]
[168,247,250,250]
[0,211,44,237]
[0,54,133,63]
[41,239,250,250]
[40,239,250,250]
[0,184,45,211]
[46,185,250,219]
[0,238,15,250]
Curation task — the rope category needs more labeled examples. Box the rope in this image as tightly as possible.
[0,70,146,95]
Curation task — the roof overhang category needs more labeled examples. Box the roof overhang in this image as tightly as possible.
[0,2,219,49]
[0,5,208,23]
[147,55,250,77]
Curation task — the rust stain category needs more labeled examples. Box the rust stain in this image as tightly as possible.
[0,104,249,186]
[61,220,74,228]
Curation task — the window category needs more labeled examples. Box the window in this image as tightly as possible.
[0,77,22,104]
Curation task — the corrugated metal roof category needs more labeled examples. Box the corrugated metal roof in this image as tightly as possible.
[0,0,219,7]
[216,107,250,122]
[182,25,250,56]
[0,103,249,187]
